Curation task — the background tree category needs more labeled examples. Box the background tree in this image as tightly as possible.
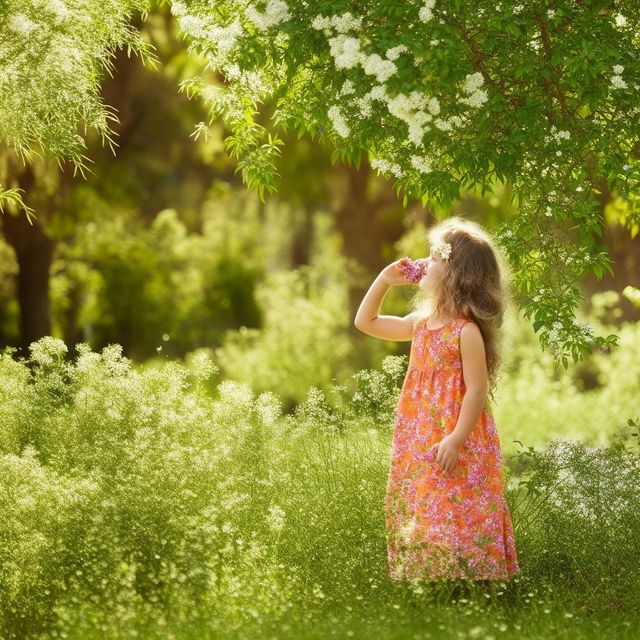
[0,0,153,354]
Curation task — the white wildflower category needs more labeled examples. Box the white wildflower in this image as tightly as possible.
[266,504,286,532]
[29,337,68,366]
[392,92,429,120]
[573,319,595,340]
[9,13,38,35]
[312,12,362,34]
[357,94,373,117]
[370,85,387,101]
[178,14,207,38]
[371,158,404,178]
[611,75,627,89]
[363,53,397,83]
[171,1,187,16]
[459,73,488,108]
[460,89,488,108]
[613,64,624,75]
[615,14,627,28]
[328,105,350,137]
[528,37,542,52]
[255,391,282,426]
[411,155,433,174]
[462,72,484,93]
[333,12,363,33]
[419,0,437,23]
[513,4,524,14]
[340,79,356,95]
[207,18,242,60]
[550,126,570,141]
[48,0,70,22]
[434,241,452,260]
[187,350,218,381]
[311,15,331,31]
[408,123,425,147]
[434,118,452,131]
[328,35,364,69]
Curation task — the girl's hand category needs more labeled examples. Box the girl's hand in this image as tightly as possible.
[430,434,464,474]
[380,257,426,286]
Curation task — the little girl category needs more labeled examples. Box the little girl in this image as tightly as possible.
[354,216,521,584]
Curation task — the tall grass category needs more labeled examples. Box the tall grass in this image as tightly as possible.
[0,335,638,639]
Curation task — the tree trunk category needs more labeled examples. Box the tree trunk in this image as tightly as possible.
[330,163,428,318]
[584,172,640,321]
[1,200,55,357]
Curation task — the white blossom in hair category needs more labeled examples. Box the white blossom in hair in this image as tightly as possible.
[434,241,452,261]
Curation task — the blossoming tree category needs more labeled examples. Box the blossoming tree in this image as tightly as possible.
[2,0,638,366]
[171,0,638,365]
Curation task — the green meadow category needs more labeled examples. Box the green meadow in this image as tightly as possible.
[1,295,638,639]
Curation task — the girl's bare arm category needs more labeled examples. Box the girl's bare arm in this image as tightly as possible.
[353,266,416,342]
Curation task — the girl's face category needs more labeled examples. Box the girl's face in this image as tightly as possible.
[419,247,448,292]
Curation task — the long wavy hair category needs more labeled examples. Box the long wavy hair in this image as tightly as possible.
[409,216,513,407]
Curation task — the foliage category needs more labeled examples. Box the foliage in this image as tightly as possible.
[171,0,635,363]
[0,186,36,223]
[494,295,640,454]
[45,187,268,359]
[213,212,355,408]
[0,0,634,364]
[508,436,640,614]
[44,183,356,404]
[0,336,638,637]
[0,0,154,172]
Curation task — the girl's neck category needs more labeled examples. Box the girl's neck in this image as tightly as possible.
[431,308,454,323]
[428,312,456,329]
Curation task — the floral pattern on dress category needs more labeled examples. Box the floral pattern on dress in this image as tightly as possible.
[385,316,521,582]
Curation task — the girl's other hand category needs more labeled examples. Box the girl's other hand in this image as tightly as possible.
[430,434,462,474]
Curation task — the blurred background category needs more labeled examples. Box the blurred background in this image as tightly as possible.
[1,4,639,417]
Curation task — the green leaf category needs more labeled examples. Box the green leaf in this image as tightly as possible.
[533,320,545,333]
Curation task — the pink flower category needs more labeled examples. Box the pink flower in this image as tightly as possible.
[399,257,428,283]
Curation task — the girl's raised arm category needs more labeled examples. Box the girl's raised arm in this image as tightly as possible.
[354,260,417,342]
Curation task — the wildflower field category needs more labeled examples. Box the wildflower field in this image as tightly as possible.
[1,306,639,640]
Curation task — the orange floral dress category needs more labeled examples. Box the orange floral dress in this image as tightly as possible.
[385,316,521,582]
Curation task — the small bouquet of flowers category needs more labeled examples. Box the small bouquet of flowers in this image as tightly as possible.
[398,257,428,283]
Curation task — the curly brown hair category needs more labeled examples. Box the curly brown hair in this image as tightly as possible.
[409,216,514,407]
